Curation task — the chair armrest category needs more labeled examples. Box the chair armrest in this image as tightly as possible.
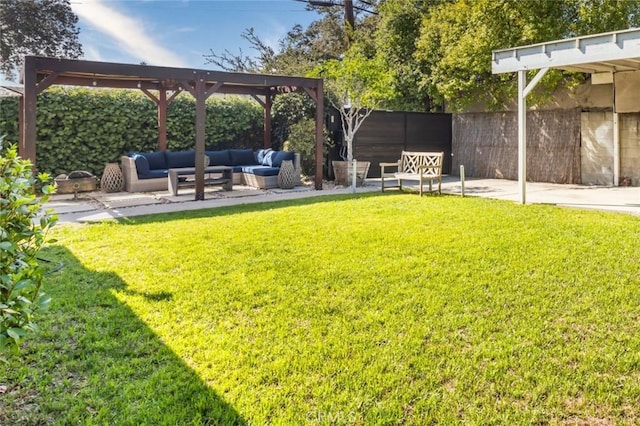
[380,161,400,174]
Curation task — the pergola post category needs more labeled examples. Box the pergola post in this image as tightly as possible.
[194,73,206,201]
[158,87,168,151]
[315,80,324,190]
[264,91,272,148]
[21,58,37,165]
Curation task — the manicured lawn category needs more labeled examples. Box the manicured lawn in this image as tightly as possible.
[2,193,640,424]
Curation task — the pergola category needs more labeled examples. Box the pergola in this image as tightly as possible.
[492,28,640,204]
[19,56,324,199]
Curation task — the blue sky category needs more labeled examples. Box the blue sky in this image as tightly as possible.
[2,0,319,84]
[71,0,318,69]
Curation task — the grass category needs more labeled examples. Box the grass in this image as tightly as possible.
[2,193,640,424]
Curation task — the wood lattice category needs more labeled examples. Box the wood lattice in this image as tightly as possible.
[400,151,443,176]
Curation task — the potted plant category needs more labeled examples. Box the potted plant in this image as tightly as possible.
[313,49,393,186]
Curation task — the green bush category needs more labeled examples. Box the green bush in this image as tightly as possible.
[0,88,265,177]
[284,118,317,177]
[0,139,57,353]
[272,92,316,149]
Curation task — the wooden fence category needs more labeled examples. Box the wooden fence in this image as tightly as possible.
[328,110,452,178]
[452,109,581,183]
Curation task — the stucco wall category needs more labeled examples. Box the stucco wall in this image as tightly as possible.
[620,114,640,185]
[581,111,614,185]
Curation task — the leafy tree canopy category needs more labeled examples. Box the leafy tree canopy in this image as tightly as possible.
[0,0,82,79]
[311,48,393,161]
[415,0,640,111]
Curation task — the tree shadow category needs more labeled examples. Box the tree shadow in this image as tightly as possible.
[0,245,246,425]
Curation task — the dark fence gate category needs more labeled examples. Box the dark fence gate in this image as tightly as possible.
[327,110,452,178]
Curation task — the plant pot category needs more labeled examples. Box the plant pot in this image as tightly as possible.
[332,160,371,187]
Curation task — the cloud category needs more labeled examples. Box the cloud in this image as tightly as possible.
[71,0,188,67]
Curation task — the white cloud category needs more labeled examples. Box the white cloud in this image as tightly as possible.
[72,0,188,67]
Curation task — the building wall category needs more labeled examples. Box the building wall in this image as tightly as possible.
[580,111,613,185]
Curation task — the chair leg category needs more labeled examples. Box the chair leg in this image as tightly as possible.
[381,176,385,192]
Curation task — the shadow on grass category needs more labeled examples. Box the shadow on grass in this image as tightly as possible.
[116,190,399,226]
[0,245,246,425]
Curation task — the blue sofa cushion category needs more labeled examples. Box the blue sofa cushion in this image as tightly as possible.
[166,151,194,169]
[272,151,295,168]
[242,165,280,176]
[229,149,258,166]
[138,169,168,180]
[133,154,150,176]
[262,150,277,167]
[206,150,231,166]
[141,151,167,170]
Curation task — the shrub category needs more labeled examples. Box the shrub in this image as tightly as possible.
[0,139,57,353]
[283,118,332,178]
[0,88,265,178]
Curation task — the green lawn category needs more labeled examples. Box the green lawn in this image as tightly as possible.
[2,193,640,425]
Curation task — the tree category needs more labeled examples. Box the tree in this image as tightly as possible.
[0,0,82,79]
[414,0,640,111]
[374,0,441,112]
[312,49,393,163]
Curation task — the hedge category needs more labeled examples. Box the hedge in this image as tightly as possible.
[0,88,265,177]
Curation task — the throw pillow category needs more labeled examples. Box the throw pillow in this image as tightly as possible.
[262,150,277,167]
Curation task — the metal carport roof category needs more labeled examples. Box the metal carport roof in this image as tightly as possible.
[492,28,640,204]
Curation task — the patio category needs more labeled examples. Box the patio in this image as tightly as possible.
[44,178,640,223]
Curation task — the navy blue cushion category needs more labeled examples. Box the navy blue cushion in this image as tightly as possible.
[206,150,231,166]
[262,150,277,167]
[229,149,258,166]
[231,165,244,173]
[166,151,195,169]
[138,169,168,180]
[133,154,150,176]
[272,151,295,168]
[241,165,280,176]
[141,151,167,170]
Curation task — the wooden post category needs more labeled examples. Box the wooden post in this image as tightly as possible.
[264,90,272,148]
[315,80,324,190]
[22,57,37,167]
[194,74,206,200]
[158,87,168,151]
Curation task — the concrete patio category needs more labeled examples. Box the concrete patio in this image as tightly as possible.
[43,176,640,224]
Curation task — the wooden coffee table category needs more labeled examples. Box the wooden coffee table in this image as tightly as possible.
[168,166,233,196]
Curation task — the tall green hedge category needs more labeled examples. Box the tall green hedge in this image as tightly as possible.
[0,88,264,177]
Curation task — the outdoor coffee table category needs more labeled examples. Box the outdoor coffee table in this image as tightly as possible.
[168,166,233,196]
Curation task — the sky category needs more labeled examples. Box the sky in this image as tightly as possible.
[3,0,320,84]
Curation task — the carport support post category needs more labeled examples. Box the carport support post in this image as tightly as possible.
[613,111,620,186]
[518,70,527,204]
[517,67,549,205]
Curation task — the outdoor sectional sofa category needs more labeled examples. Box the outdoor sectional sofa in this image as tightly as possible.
[121,148,300,192]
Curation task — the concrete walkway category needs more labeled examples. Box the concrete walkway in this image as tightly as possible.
[44,176,640,224]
